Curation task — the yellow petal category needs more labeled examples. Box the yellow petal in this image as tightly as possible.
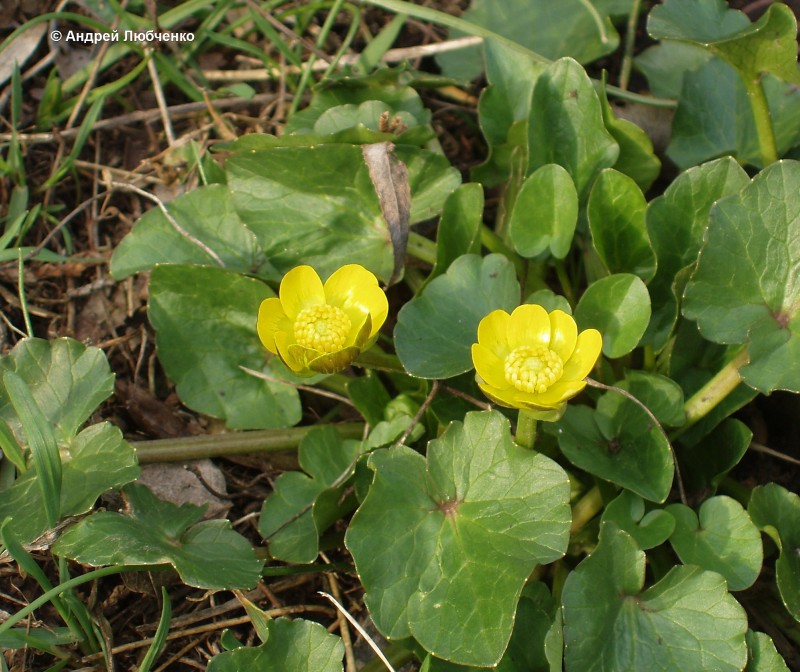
[476,380,518,409]
[477,309,512,358]
[257,297,290,354]
[351,313,373,349]
[518,379,586,407]
[324,264,388,338]
[507,304,551,350]
[548,310,578,362]
[309,346,360,374]
[562,328,603,381]
[471,343,510,390]
[280,265,325,320]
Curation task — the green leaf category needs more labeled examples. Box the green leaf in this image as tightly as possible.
[53,483,263,590]
[525,289,572,315]
[259,427,364,563]
[598,89,661,192]
[745,631,790,672]
[648,1,800,85]
[588,169,656,280]
[645,158,749,349]
[109,185,264,280]
[667,496,762,591]
[601,490,675,550]
[557,391,673,503]
[528,58,619,200]
[346,410,571,667]
[436,0,619,81]
[616,370,686,427]
[748,483,800,621]
[562,524,748,671]
[635,41,711,99]
[0,337,114,445]
[574,274,650,358]
[394,254,519,379]
[346,372,391,427]
[226,144,459,283]
[148,265,300,430]
[426,183,483,285]
[206,617,344,672]
[0,423,138,544]
[509,164,578,259]
[682,161,800,393]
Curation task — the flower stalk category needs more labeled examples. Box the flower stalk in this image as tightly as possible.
[515,409,538,450]
[683,348,749,426]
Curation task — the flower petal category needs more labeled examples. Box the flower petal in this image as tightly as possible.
[275,332,306,373]
[257,297,290,354]
[351,312,372,349]
[476,380,517,408]
[477,309,512,358]
[280,266,325,320]
[472,343,510,390]
[548,310,578,362]
[562,328,603,381]
[521,379,586,406]
[507,304,551,350]
[324,264,388,338]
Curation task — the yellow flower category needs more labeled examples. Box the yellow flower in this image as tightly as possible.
[471,305,602,419]
[258,264,388,376]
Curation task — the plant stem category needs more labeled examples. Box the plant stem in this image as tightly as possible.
[682,349,749,426]
[570,485,603,534]
[745,76,778,167]
[480,225,526,276]
[132,424,364,463]
[619,0,642,91]
[554,258,576,307]
[406,231,437,266]
[354,348,405,373]
[515,409,538,449]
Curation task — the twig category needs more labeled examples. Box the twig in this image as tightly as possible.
[146,48,175,145]
[392,380,440,449]
[586,377,687,506]
[318,592,396,672]
[442,385,492,410]
[324,562,357,672]
[750,441,800,467]
[239,366,358,412]
[106,181,225,267]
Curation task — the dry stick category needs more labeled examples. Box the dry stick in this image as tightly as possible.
[392,380,441,449]
[240,366,358,412]
[0,92,278,143]
[750,441,800,467]
[323,560,357,672]
[442,384,492,410]
[318,591,396,672]
[585,377,688,506]
[106,181,225,267]
[146,48,176,146]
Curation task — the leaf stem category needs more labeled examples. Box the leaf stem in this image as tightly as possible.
[354,349,406,373]
[682,349,749,426]
[745,76,778,167]
[480,225,525,276]
[619,0,642,91]
[406,231,437,266]
[515,409,538,449]
[570,485,603,534]
[132,424,364,463]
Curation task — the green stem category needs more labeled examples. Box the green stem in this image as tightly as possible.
[406,231,437,266]
[515,409,538,449]
[744,75,778,167]
[0,565,163,636]
[619,0,642,91]
[554,259,576,307]
[132,424,364,463]
[682,349,749,426]
[354,348,405,373]
[570,485,603,534]
[480,225,525,276]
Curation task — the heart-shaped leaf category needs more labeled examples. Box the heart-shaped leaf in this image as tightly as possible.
[206,617,344,672]
[346,410,571,666]
[394,254,519,379]
[53,483,263,590]
[574,274,650,358]
[748,483,800,621]
[148,264,301,430]
[601,490,675,550]
[667,496,762,591]
[426,183,483,285]
[683,161,800,393]
[745,630,790,672]
[259,427,364,562]
[562,524,748,671]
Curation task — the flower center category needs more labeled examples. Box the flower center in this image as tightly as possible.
[294,304,351,353]
[504,345,564,394]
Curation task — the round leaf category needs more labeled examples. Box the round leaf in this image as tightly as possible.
[667,496,763,591]
[148,264,300,430]
[574,274,651,358]
[346,410,571,667]
[562,524,748,672]
[601,490,676,550]
[395,254,519,379]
